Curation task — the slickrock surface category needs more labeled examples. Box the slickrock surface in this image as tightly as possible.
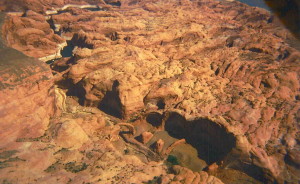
[2,10,66,60]
[0,0,300,183]
[0,0,118,60]
[0,13,56,148]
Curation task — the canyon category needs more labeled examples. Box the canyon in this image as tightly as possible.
[0,0,299,183]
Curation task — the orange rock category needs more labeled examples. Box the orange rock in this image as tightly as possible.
[153,139,164,153]
[207,162,219,172]
[54,120,89,150]
[140,131,153,144]
[0,43,55,147]
[2,11,65,60]
[0,0,299,183]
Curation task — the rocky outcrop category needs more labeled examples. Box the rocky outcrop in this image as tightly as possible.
[2,10,66,60]
[0,13,56,147]
[0,0,300,183]
[0,0,124,61]
[53,119,90,150]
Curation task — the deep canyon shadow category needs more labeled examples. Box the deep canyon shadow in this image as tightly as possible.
[164,112,236,165]
[98,80,124,118]
[164,112,269,183]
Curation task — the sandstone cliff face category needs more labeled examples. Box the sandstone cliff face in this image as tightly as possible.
[0,0,299,183]
[0,13,56,147]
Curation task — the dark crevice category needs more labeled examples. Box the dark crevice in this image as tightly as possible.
[104,0,121,7]
[248,47,263,53]
[71,33,94,49]
[215,68,220,75]
[58,79,86,106]
[45,15,76,64]
[46,18,59,35]
[124,36,131,42]
[285,152,300,169]
[157,99,166,109]
[277,50,290,60]
[106,32,119,41]
[267,16,274,23]
[98,80,124,118]
[223,63,232,74]
[226,40,234,48]
[261,81,271,88]
[47,41,75,71]
[143,98,166,110]
[46,60,55,65]
[61,41,75,57]
[146,112,163,127]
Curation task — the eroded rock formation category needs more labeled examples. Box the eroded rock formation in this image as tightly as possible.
[0,13,56,149]
[2,10,66,61]
[0,0,299,183]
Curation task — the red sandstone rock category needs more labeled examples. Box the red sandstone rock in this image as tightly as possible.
[0,0,300,183]
[53,119,90,150]
[140,131,154,144]
[0,45,55,148]
[2,10,65,60]
[50,0,299,182]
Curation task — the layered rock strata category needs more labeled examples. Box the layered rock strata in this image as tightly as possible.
[0,0,299,183]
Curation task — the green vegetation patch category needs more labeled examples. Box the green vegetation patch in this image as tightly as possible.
[145,176,160,184]
[166,155,180,166]
[0,150,18,160]
[65,162,88,173]
[45,161,61,173]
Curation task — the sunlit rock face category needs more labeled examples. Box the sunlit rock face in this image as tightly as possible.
[2,10,66,60]
[0,13,56,147]
[0,0,299,183]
